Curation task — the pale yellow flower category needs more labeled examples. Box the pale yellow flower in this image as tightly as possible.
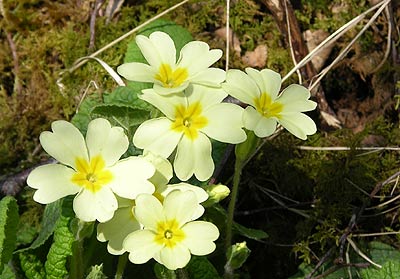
[123,191,219,270]
[96,152,209,255]
[117,31,225,95]
[222,68,317,139]
[133,85,247,181]
[27,118,155,222]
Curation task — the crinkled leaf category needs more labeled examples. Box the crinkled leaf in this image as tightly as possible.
[0,196,19,274]
[367,241,400,264]
[361,260,400,279]
[17,200,62,253]
[124,19,193,64]
[16,222,38,246]
[45,197,75,279]
[288,262,350,279]
[104,85,153,111]
[186,256,221,279]
[19,251,46,279]
[0,263,16,279]
[90,104,150,129]
[72,94,103,134]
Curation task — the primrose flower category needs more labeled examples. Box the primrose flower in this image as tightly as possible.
[97,197,139,255]
[133,84,247,181]
[222,68,317,140]
[27,118,155,222]
[117,31,225,95]
[97,152,209,255]
[123,191,219,270]
[141,151,208,216]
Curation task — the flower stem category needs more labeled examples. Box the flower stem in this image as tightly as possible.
[224,157,243,278]
[115,253,128,279]
[224,131,259,278]
[70,239,84,279]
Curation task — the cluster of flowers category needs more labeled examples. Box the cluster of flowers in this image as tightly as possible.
[27,31,317,271]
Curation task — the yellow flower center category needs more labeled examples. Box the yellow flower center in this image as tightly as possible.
[155,63,188,88]
[171,102,208,140]
[154,219,185,248]
[71,155,113,193]
[254,93,283,118]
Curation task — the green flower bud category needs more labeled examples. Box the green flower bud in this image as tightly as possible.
[202,184,230,207]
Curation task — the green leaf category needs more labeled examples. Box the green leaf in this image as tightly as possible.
[361,260,400,279]
[124,19,193,64]
[205,204,268,241]
[104,85,153,111]
[288,262,350,279]
[17,200,63,253]
[186,256,221,279]
[19,251,46,279]
[45,197,75,279]
[233,222,269,241]
[0,263,16,279]
[71,94,103,134]
[85,264,108,279]
[90,104,150,130]
[0,196,19,274]
[367,241,400,264]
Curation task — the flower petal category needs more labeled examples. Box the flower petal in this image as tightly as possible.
[107,156,155,199]
[279,112,317,140]
[174,133,214,181]
[201,103,246,144]
[162,183,208,203]
[141,151,173,187]
[140,89,186,119]
[124,229,163,264]
[181,221,219,255]
[158,244,191,270]
[134,194,164,230]
[243,106,277,138]
[178,41,222,75]
[27,164,80,204]
[97,206,140,255]
[40,120,88,168]
[185,84,227,111]
[277,84,317,112]
[136,31,176,67]
[73,186,117,222]
[86,118,129,167]
[153,82,189,95]
[223,69,260,106]
[246,68,281,100]
[190,68,226,87]
[161,183,208,220]
[163,190,198,225]
[117,62,157,83]
[133,118,182,158]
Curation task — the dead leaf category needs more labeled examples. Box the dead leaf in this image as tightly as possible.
[304,29,333,72]
[241,45,267,68]
[214,27,241,55]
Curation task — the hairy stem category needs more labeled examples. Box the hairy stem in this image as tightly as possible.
[224,157,243,279]
[115,253,128,279]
